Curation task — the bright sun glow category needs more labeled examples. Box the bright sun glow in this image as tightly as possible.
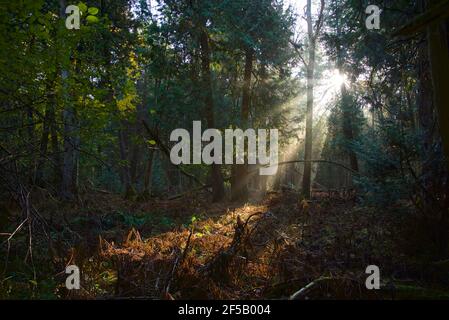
[330,70,349,88]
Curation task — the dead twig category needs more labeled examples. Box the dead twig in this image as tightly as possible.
[289,276,333,300]
[163,227,194,297]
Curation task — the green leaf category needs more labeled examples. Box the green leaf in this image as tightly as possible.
[86,15,99,24]
[150,109,156,115]
[88,7,99,16]
[148,140,156,145]
[78,2,88,14]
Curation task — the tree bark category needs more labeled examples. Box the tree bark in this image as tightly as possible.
[118,123,134,199]
[199,26,225,202]
[130,73,149,187]
[50,104,61,187]
[302,0,316,199]
[231,48,253,202]
[341,85,359,172]
[142,149,155,198]
[59,0,76,200]
[427,19,449,170]
[33,92,52,185]
[335,4,359,174]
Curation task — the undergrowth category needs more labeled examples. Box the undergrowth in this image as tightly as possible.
[1,191,449,299]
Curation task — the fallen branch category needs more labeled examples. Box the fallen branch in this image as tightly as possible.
[164,227,194,297]
[1,218,28,246]
[258,160,360,176]
[289,276,333,300]
[167,159,360,201]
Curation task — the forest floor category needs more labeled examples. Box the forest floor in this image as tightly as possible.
[2,189,449,299]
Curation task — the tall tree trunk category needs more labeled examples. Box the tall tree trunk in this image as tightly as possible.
[34,75,56,185]
[34,103,51,185]
[396,0,449,257]
[141,149,155,199]
[99,0,135,199]
[130,73,149,187]
[302,0,316,199]
[341,85,359,172]
[118,123,134,199]
[422,1,449,257]
[335,4,359,174]
[71,60,82,196]
[50,105,61,188]
[199,27,225,202]
[59,0,76,200]
[60,72,76,200]
[231,48,253,202]
[427,18,449,170]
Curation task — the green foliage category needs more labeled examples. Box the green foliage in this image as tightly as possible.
[316,0,449,212]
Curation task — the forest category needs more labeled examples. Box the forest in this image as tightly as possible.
[0,0,449,300]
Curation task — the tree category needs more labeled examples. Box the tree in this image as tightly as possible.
[291,0,325,199]
[195,1,226,201]
[216,0,294,201]
[395,0,449,171]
